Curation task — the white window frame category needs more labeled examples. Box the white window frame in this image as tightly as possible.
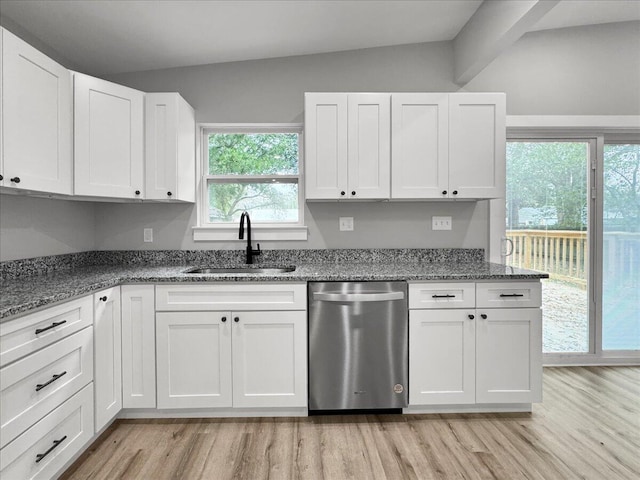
[192,123,308,241]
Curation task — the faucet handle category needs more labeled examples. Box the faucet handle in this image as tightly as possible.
[254,243,261,255]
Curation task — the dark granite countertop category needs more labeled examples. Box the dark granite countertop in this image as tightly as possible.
[0,260,547,321]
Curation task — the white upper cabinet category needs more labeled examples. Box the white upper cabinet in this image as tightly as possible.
[391,92,505,200]
[1,28,72,195]
[448,93,506,199]
[305,93,390,200]
[145,93,195,202]
[391,93,448,199]
[304,93,348,199]
[74,73,144,199]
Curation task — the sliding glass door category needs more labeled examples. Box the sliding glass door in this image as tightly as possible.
[505,141,591,354]
[602,143,640,351]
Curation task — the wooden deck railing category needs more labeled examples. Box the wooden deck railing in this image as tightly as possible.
[506,230,587,286]
[506,230,640,288]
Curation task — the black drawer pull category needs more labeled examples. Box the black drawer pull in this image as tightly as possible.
[432,294,455,298]
[35,371,67,392]
[499,293,524,298]
[481,314,488,319]
[468,314,475,320]
[221,316,227,323]
[35,435,67,463]
[35,320,67,335]
[99,296,108,302]
[234,317,240,323]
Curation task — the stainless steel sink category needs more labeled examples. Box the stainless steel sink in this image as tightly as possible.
[184,266,296,274]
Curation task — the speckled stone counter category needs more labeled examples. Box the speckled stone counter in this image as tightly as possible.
[0,249,548,321]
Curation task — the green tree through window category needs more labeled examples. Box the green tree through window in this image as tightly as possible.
[206,131,300,223]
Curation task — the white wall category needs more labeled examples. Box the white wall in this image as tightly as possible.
[0,195,95,261]
[1,21,638,259]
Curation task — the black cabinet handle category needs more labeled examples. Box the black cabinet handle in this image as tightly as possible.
[340,191,345,196]
[135,190,141,195]
[351,191,356,196]
[99,296,107,302]
[167,191,172,196]
[221,316,227,323]
[234,317,240,323]
[0,174,3,181]
[468,314,475,320]
[499,293,524,298]
[35,371,67,392]
[442,190,447,195]
[452,190,458,195]
[10,177,20,183]
[481,314,488,319]
[35,320,67,335]
[432,294,455,298]
[35,436,67,463]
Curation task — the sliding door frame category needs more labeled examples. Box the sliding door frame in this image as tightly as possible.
[498,117,640,365]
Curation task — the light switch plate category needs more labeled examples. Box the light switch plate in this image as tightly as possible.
[339,217,354,231]
[143,228,153,242]
[432,216,452,230]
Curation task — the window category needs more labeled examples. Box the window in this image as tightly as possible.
[194,124,307,241]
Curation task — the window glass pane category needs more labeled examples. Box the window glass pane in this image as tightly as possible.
[603,144,640,351]
[208,133,299,175]
[505,141,590,353]
[208,182,299,223]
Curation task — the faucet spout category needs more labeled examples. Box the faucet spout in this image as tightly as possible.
[238,211,261,264]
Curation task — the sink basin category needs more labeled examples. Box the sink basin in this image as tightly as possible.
[184,266,296,274]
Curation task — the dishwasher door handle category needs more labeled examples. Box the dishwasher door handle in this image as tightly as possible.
[313,291,405,302]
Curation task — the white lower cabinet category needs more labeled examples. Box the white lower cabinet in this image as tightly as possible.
[93,287,122,431]
[0,384,94,480]
[232,311,307,408]
[476,308,542,404]
[408,281,543,408]
[121,285,156,409]
[409,309,475,405]
[156,312,232,409]
[156,309,307,410]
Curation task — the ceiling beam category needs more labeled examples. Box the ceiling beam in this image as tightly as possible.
[453,0,560,85]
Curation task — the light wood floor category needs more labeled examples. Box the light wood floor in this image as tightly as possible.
[62,367,640,480]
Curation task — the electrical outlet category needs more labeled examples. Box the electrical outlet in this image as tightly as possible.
[143,228,153,242]
[432,216,452,231]
[339,217,354,231]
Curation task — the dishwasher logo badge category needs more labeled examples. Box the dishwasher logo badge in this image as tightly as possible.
[394,384,404,394]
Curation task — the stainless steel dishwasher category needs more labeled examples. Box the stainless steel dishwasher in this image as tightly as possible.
[308,281,408,411]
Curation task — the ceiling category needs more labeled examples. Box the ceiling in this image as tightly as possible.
[0,0,638,76]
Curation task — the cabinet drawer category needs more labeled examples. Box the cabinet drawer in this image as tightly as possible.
[0,384,93,480]
[476,282,542,308]
[409,283,475,309]
[1,328,93,448]
[1,296,93,367]
[155,283,307,311]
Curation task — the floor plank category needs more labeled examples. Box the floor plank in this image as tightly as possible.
[61,367,640,480]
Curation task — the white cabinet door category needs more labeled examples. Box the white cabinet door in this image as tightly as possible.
[121,285,156,409]
[231,311,307,408]
[156,312,232,409]
[304,93,348,199]
[476,308,542,404]
[74,73,144,199]
[391,93,448,199]
[94,287,122,432]
[145,93,195,202]
[449,93,505,199]
[347,93,390,199]
[409,309,476,405]
[1,28,72,194]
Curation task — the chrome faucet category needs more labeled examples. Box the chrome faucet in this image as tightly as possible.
[238,211,261,264]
